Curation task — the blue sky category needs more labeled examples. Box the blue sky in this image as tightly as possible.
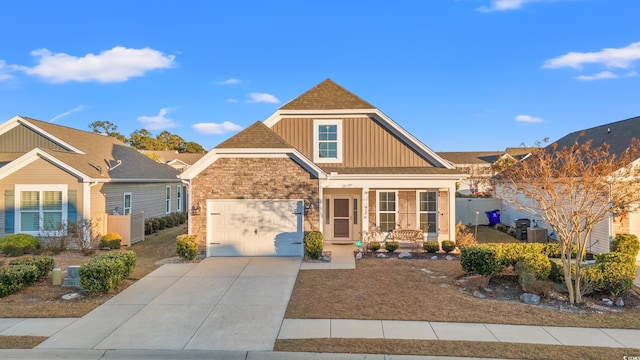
[1,0,639,152]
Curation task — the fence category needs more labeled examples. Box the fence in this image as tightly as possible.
[456,198,502,225]
[106,212,145,246]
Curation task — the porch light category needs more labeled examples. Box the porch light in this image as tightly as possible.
[191,203,201,216]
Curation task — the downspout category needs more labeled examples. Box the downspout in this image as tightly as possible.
[83,180,100,241]
[181,179,191,235]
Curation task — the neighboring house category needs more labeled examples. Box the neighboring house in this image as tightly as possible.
[141,150,206,173]
[498,116,640,260]
[439,148,534,194]
[0,116,182,243]
[181,79,466,257]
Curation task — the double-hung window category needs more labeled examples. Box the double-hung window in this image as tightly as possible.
[313,120,342,163]
[123,193,132,215]
[16,185,67,235]
[176,185,182,212]
[377,191,397,232]
[418,191,437,233]
[165,186,171,214]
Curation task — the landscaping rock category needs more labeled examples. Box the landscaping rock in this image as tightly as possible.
[483,287,493,293]
[431,256,438,260]
[321,255,331,263]
[399,251,412,259]
[419,268,433,274]
[445,255,454,260]
[615,298,625,307]
[377,253,387,258]
[473,290,486,299]
[520,293,541,305]
[355,252,363,260]
[598,298,614,306]
[62,293,79,301]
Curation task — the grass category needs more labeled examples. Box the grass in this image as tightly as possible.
[475,225,520,243]
[275,339,640,360]
[0,336,47,349]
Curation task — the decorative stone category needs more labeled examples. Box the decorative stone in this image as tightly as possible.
[445,255,454,261]
[473,290,486,299]
[355,252,363,260]
[615,298,625,307]
[483,287,493,293]
[321,255,331,263]
[398,251,412,259]
[419,268,433,274]
[431,256,438,260]
[598,298,614,306]
[63,266,81,288]
[62,293,79,301]
[377,253,387,258]
[520,293,541,305]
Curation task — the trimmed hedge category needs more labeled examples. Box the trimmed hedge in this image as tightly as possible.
[384,241,400,253]
[441,240,456,253]
[423,241,439,253]
[176,235,198,260]
[611,233,640,257]
[79,250,136,293]
[515,253,551,283]
[0,255,54,298]
[144,212,188,235]
[0,234,39,256]
[583,252,636,297]
[304,231,323,259]
[100,232,122,249]
[460,245,502,277]
[9,256,55,279]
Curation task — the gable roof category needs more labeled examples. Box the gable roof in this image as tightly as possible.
[280,79,375,110]
[140,150,205,165]
[0,116,180,182]
[553,115,640,157]
[439,148,536,166]
[216,121,293,149]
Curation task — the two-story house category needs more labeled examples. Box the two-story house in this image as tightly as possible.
[180,79,466,256]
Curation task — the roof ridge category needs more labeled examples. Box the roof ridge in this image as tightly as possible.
[280,79,375,110]
[20,116,127,146]
[216,121,293,149]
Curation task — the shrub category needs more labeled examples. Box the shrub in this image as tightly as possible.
[100,233,122,249]
[165,215,175,228]
[542,242,582,259]
[0,234,39,256]
[0,264,39,297]
[423,241,439,253]
[455,222,478,248]
[303,231,323,259]
[515,253,551,291]
[2,245,24,257]
[441,240,456,253]
[384,241,399,253]
[9,256,55,279]
[611,233,640,257]
[158,217,167,230]
[499,243,545,267]
[367,241,381,252]
[460,245,502,277]
[79,250,136,293]
[582,252,636,297]
[176,235,198,260]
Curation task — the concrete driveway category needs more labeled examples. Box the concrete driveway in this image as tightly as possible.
[37,257,301,351]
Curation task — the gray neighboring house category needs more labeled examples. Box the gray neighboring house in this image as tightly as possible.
[141,150,206,173]
[0,116,182,243]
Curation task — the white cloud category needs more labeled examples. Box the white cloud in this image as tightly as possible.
[543,41,640,69]
[478,0,538,12]
[137,108,177,130]
[575,71,618,81]
[192,121,242,135]
[49,105,86,123]
[0,60,17,81]
[246,92,279,104]
[515,114,544,123]
[21,46,175,83]
[214,78,241,85]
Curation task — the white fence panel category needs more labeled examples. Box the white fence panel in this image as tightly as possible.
[456,198,502,225]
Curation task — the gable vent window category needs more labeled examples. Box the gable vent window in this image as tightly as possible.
[313,120,342,163]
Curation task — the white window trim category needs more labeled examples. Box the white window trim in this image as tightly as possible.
[313,119,343,163]
[165,186,171,214]
[416,191,438,234]
[15,184,68,236]
[375,190,398,233]
[123,192,132,215]
[176,185,182,212]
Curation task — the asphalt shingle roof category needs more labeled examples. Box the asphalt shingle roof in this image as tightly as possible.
[280,79,375,110]
[552,115,640,157]
[216,121,293,149]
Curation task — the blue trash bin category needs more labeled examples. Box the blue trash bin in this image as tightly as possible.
[485,210,501,227]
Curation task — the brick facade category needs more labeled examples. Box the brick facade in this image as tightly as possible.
[190,157,320,248]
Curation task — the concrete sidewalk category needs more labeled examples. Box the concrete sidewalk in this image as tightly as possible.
[278,319,640,349]
[300,244,356,270]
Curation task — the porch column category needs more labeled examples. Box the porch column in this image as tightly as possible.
[362,187,369,240]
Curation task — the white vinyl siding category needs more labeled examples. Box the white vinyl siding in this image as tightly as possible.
[102,182,179,219]
[377,191,397,232]
[313,120,342,163]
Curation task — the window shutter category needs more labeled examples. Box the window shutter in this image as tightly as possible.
[68,190,77,225]
[438,190,449,235]
[4,190,14,233]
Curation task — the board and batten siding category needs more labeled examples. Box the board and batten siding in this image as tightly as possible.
[0,124,67,152]
[271,117,433,168]
[100,182,180,219]
[0,158,83,235]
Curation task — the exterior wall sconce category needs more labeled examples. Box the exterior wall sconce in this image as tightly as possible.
[304,200,313,215]
[191,203,201,216]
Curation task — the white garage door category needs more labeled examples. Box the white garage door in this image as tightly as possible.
[206,199,304,257]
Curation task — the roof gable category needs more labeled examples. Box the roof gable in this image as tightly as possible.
[553,115,640,157]
[280,79,375,110]
[216,121,293,149]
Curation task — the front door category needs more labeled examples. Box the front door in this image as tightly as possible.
[333,198,350,239]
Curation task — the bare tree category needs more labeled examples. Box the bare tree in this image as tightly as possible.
[494,134,640,304]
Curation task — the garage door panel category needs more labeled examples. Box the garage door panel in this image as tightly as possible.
[207,199,304,257]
